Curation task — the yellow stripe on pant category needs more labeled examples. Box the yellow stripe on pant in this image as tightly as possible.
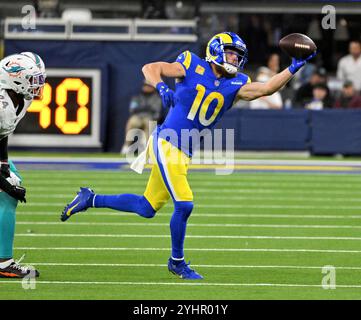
[144,135,193,211]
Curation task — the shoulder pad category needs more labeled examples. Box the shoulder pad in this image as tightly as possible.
[175,51,202,76]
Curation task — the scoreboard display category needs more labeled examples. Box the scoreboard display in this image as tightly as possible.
[10,69,101,147]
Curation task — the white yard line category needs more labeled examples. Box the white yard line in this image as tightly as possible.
[1,280,361,288]
[23,262,361,270]
[16,221,361,229]
[26,193,361,203]
[15,211,361,219]
[21,183,361,192]
[18,202,361,210]
[16,211,361,219]
[14,233,361,241]
[24,187,361,196]
[13,247,361,253]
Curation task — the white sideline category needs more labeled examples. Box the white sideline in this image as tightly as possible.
[14,233,361,241]
[14,157,361,166]
[24,262,361,270]
[13,247,361,253]
[1,280,361,288]
[16,221,361,229]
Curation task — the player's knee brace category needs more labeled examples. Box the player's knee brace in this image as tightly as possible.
[174,201,194,221]
[138,196,156,218]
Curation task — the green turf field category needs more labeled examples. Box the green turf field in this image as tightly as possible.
[1,168,361,299]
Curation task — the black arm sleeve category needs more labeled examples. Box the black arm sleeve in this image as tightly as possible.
[0,173,13,194]
[0,136,8,161]
[0,174,26,202]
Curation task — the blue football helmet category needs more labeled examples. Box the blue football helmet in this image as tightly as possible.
[206,32,248,74]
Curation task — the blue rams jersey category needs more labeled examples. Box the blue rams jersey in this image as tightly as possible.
[158,51,250,157]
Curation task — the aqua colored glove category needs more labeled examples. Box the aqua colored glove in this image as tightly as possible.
[156,82,176,109]
[288,51,317,75]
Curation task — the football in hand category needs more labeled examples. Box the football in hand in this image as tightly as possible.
[279,33,317,60]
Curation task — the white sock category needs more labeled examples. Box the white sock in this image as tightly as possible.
[0,258,14,269]
[171,256,184,261]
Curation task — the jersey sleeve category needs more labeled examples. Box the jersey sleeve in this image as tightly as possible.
[228,73,251,110]
[239,73,251,87]
[175,51,196,77]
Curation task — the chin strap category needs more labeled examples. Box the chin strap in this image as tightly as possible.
[210,60,239,75]
[223,63,238,74]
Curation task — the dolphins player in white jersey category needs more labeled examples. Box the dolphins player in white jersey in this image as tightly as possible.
[0,53,46,278]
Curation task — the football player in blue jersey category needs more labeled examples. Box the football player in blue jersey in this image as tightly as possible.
[62,32,316,280]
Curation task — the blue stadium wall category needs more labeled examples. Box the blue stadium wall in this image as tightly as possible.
[216,109,361,155]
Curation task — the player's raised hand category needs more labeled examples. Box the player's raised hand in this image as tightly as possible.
[156,82,176,109]
[288,51,317,75]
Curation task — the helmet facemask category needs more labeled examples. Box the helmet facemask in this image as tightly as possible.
[26,73,45,99]
[222,45,248,75]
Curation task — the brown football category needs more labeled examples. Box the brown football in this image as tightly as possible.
[279,33,317,59]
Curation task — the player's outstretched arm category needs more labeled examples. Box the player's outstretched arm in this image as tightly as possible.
[237,68,294,101]
[237,52,316,101]
[142,62,185,88]
[142,61,186,109]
